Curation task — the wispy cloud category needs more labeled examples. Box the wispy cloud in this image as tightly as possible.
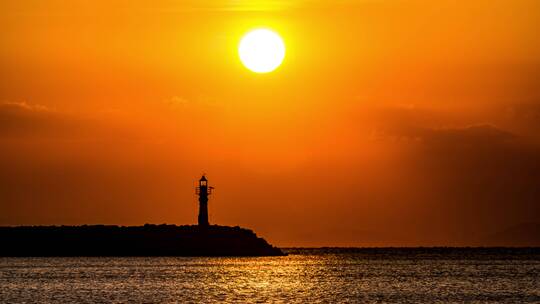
[164,96,189,109]
[0,101,51,112]
[124,0,299,13]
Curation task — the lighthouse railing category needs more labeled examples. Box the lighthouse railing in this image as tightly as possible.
[196,186,214,195]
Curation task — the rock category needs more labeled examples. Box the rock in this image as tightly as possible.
[0,225,285,256]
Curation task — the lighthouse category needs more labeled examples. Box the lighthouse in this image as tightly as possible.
[196,175,213,226]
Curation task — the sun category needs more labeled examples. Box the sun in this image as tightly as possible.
[238,29,285,73]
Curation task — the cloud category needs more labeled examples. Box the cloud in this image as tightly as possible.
[116,0,298,13]
[366,103,515,143]
[0,101,141,141]
[412,128,539,242]
[503,101,540,139]
[420,124,515,146]
[0,101,50,112]
[352,104,540,243]
[164,96,189,109]
[0,101,68,137]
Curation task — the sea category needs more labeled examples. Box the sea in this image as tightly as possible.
[0,248,538,303]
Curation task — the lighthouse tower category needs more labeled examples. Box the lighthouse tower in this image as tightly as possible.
[196,175,213,226]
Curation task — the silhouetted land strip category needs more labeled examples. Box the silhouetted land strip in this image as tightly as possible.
[284,247,540,260]
[0,225,285,257]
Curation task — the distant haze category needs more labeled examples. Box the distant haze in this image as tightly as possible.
[1,0,540,246]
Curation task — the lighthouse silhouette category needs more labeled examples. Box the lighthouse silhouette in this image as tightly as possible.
[196,175,213,226]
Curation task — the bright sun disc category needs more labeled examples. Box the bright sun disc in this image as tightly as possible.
[239,29,285,73]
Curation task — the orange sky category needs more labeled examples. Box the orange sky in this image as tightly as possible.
[1,0,540,246]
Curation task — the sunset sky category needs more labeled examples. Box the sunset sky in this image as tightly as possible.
[1,0,540,246]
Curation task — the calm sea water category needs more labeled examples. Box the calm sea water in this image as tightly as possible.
[0,248,539,303]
